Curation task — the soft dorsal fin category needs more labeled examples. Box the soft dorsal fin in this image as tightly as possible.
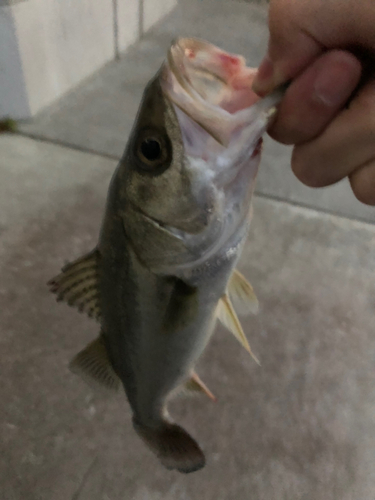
[228,269,259,315]
[69,335,121,393]
[216,294,260,365]
[48,249,101,320]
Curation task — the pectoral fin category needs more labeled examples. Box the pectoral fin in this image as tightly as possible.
[48,249,101,320]
[216,294,260,365]
[69,335,121,393]
[228,269,259,315]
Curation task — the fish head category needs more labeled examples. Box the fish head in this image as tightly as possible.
[121,74,211,235]
[120,38,283,272]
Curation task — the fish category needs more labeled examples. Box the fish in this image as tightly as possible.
[48,37,283,474]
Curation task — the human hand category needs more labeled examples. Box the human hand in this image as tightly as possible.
[252,0,375,205]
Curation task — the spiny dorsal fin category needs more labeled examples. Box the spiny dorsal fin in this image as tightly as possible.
[48,249,101,320]
[216,294,260,365]
[228,269,259,315]
[69,335,121,393]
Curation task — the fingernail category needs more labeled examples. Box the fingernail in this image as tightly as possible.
[313,64,354,107]
[252,55,274,95]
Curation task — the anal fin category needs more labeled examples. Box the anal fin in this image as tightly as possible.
[170,372,216,402]
[185,372,217,402]
[48,249,101,320]
[216,294,260,365]
[69,335,121,393]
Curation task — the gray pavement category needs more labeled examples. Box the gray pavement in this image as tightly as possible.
[1,132,375,499]
[2,0,375,498]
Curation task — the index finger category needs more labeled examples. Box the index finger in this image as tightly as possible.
[252,0,324,95]
[252,0,375,95]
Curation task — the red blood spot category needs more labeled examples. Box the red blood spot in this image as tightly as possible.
[251,138,263,158]
[185,48,195,59]
[218,53,241,77]
[219,53,240,67]
[218,52,242,80]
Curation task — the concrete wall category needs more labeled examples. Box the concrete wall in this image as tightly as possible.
[143,0,177,32]
[0,0,177,119]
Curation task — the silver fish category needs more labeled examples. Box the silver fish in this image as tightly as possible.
[48,38,283,474]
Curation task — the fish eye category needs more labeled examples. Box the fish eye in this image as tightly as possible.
[140,138,161,162]
[135,129,170,172]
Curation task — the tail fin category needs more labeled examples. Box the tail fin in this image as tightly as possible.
[133,418,205,474]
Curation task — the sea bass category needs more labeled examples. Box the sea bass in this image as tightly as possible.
[48,38,282,474]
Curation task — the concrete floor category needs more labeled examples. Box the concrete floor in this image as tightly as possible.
[2,1,375,499]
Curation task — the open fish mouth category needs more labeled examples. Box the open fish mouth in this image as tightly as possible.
[161,37,280,147]
[166,38,259,114]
